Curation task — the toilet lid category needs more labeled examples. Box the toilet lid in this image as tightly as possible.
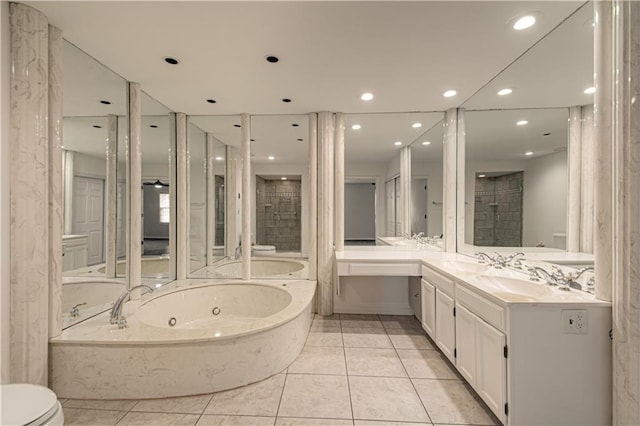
[1,384,58,426]
[252,245,275,251]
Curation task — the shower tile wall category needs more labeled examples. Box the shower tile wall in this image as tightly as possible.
[473,172,523,247]
[256,178,301,251]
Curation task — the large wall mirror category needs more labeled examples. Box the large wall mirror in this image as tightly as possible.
[250,115,309,279]
[60,41,128,328]
[188,115,239,278]
[344,112,443,245]
[458,1,594,254]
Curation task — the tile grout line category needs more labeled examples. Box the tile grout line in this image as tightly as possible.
[274,364,290,422]
[340,318,356,424]
[194,393,216,426]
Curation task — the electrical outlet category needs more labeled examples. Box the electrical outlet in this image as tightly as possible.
[562,309,588,334]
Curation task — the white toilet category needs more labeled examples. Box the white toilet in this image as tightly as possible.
[251,245,276,256]
[0,384,64,425]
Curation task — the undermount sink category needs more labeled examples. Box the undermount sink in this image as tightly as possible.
[432,260,490,274]
[476,275,554,300]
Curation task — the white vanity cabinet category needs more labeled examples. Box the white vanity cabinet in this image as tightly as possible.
[421,265,456,364]
[62,234,89,271]
[420,278,435,338]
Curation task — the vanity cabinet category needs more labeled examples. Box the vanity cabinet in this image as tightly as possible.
[62,234,89,271]
[420,278,435,338]
[435,290,456,363]
[454,303,477,384]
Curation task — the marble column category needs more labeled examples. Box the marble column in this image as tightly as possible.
[175,113,188,280]
[308,113,318,281]
[206,133,216,266]
[241,113,251,280]
[48,25,63,338]
[226,146,239,260]
[334,113,345,252]
[456,109,466,250]
[168,113,177,281]
[443,108,458,252]
[580,105,595,253]
[62,150,74,234]
[611,1,640,423]
[127,82,142,292]
[104,114,118,278]
[9,2,49,385]
[400,146,411,236]
[317,112,334,315]
[567,106,582,253]
[594,0,614,302]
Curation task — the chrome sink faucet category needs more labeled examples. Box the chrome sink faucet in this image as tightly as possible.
[110,284,153,328]
[475,252,524,269]
[70,302,87,318]
[552,266,595,291]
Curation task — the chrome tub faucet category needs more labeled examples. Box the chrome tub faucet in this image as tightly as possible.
[110,284,153,329]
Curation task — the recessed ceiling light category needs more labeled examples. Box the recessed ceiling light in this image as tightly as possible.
[215,156,224,161]
[163,56,179,65]
[394,141,402,146]
[412,123,422,128]
[92,125,102,129]
[351,124,362,130]
[206,99,217,104]
[292,123,299,127]
[268,156,275,160]
[422,141,431,146]
[99,100,111,105]
[584,87,596,94]
[361,92,374,101]
[265,55,279,63]
[234,124,241,128]
[517,120,528,126]
[281,177,287,180]
[525,151,534,156]
[513,15,536,30]
[478,174,486,178]
[149,125,158,128]
[297,138,303,141]
[443,90,457,98]
[543,132,551,136]
[497,88,513,96]
[282,98,292,103]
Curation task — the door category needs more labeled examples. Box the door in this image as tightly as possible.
[421,278,435,338]
[435,289,456,363]
[72,176,104,265]
[386,180,395,236]
[476,317,507,424]
[455,303,477,386]
[412,178,428,235]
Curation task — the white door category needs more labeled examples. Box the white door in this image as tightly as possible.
[412,178,428,235]
[421,278,436,339]
[385,180,395,236]
[435,289,456,363]
[72,176,104,265]
[455,303,477,386]
[476,317,507,424]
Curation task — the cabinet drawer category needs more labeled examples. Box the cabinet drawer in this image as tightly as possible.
[342,262,421,276]
[456,284,505,332]
[421,265,454,297]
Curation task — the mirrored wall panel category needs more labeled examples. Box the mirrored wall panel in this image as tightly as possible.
[61,40,128,328]
[344,112,443,246]
[141,92,174,285]
[187,116,239,278]
[459,2,593,254]
[250,115,309,279]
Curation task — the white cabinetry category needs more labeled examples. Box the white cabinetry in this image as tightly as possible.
[420,279,435,338]
[435,290,456,363]
[475,317,506,423]
[62,234,89,272]
[454,303,477,385]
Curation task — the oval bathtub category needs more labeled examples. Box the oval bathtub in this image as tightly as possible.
[98,256,170,277]
[49,280,315,399]
[190,258,308,279]
[62,279,126,328]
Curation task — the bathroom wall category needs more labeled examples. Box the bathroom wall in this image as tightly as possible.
[1,0,11,384]
[74,151,106,178]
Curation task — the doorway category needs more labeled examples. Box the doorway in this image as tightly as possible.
[72,176,104,265]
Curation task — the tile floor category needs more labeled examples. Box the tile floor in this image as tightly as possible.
[60,314,500,426]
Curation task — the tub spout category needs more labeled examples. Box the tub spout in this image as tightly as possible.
[110,284,153,328]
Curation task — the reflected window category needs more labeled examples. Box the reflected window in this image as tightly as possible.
[159,193,170,224]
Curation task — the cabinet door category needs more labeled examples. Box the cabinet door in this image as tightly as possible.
[435,290,456,363]
[455,303,477,386]
[476,317,507,424]
[421,279,435,338]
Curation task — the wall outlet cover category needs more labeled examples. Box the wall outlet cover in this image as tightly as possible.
[562,309,588,334]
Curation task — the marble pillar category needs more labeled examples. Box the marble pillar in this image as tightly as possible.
[400,146,411,236]
[567,106,582,253]
[9,2,49,385]
[176,113,188,280]
[62,150,74,235]
[168,113,177,281]
[456,109,466,250]
[594,0,614,302]
[226,146,239,260]
[241,113,251,280]
[48,25,63,338]
[334,113,345,252]
[317,112,334,315]
[580,105,595,253]
[127,82,142,292]
[104,115,118,278]
[443,108,458,252]
[308,113,318,281]
[206,133,216,266]
[611,1,640,423]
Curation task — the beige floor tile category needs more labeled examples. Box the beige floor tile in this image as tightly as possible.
[340,314,379,321]
[342,327,393,349]
[412,379,498,425]
[344,347,407,377]
[305,329,344,347]
[132,394,213,414]
[278,374,352,419]
[379,315,422,330]
[349,376,430,423]
[205,374,286,417]
[387,330,435,350]
[277,418,353,425]
[341,314,384,329]
[63,399,138,411]
[116,411,199,425]
[310,322,342,332]
[196,415,276,425]
[396,350,459,379]
[354,421,431,426]
[313,314,341,325]
[288,346,347,375]
[62,408,126,426]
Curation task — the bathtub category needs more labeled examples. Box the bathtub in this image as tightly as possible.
[98,256,170,277]
[49,279,315,399]
[61,279,126,329]
[190,258,308,279]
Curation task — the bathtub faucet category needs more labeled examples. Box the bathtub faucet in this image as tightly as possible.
[110,284,153,329]
[235,241,242,260]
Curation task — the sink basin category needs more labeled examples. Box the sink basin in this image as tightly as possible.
[431,260,489,274]
[476,275,554,300]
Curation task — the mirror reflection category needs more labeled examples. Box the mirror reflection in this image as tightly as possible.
[60,40,128,328]
[250,115,309,279]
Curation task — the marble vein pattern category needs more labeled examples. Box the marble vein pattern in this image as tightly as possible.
[205,373,285,417]
[307,112,318,281]
[317,111,335,315]
[241,113,251,280]
[127,82,142,289]
[399,146,411,236]
[9,2,50,385]
[206,133,215,266]
[176,112,188,279]
[568,105,582,253]
[580,104,595,253]
[334,112,345,251]
[443,108,458,252]
[48,24,63,338]
[104,114,118,278]
[456,109,466,251]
